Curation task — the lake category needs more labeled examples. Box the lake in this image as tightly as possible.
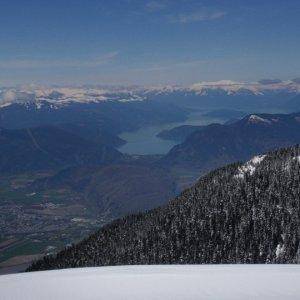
[118,111,225,155]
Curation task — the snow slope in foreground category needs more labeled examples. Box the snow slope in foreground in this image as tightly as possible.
[1,265,300,300]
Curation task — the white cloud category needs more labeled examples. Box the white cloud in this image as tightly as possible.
[0,51,119,69]
[146,1,167,12]
[171,11,226,24]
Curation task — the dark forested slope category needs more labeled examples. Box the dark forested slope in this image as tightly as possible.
[0,126,123,173]
[28,145,300,271]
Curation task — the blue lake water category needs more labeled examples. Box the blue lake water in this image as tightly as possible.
[118,111,224,155]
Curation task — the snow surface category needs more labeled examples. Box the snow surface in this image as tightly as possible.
[248,114,272,124]
[1,265,300,300]
[235,155,266,179]
[293,156,300,163]
[284,156,300,171]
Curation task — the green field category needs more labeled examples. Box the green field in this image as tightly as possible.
[0,240,42,263]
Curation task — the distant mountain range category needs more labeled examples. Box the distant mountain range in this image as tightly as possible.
[27,145,300,271]
[162,112,300,176]
[1,79,300,111]
[1,79,300,102]
[146,79,300,112]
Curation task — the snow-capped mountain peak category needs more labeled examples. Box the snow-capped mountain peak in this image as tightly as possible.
[248,114,272,124]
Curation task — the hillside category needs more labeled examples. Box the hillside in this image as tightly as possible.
[156,110,246,143]
[163,112,300,174]
[2,265,300,300]
[29,163,176,217]
[28,145,300,271]
[0,126,123,173]
[157,125,205,142]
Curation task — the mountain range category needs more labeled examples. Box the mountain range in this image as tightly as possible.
[1,79,300,103]
[2,83,300,272]
[3,111,300,218]
[0,100,188,149]
[1,79,300,112]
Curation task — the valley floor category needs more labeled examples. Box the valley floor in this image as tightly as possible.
[1,265,300,299]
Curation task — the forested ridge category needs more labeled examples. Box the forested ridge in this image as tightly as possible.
[28,145,300,271]
[162,112,300,172]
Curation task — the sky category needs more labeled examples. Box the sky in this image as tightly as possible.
[0,0,299,86]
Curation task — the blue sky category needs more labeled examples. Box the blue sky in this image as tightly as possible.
[0,0,299,85]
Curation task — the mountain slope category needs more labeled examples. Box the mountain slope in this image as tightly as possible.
[157,125,205,142]
[28,145,300,271]
[162,112,300,174]
[29,163,176,217]
[156,110,246,143]
[0,126,123,173]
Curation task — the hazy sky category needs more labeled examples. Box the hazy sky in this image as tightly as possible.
[0,0,299,85]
